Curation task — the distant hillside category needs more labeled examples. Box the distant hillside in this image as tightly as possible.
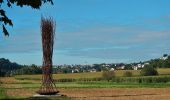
[0,58,21,76]
[0,58,21,70]
[0,58,42,76]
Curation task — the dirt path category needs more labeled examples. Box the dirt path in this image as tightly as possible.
[58,88,170,100]
[5,88,170,100]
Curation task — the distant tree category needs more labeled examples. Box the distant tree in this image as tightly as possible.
[0,0,53,36]
[161,60,170,68]
[0,58,21,70]
[62,67,72,73]
[168,56,170,59]
[102,71,115,82]
[163,54,168,57]
[93,64,102,71]
[124,64,133,70]
[0,68,6,77]
[140,66,158,76]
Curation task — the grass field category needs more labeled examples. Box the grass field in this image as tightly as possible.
[14,68,170,80]
[1,68,170,100]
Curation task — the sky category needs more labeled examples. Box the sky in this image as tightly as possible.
[0,0,170,65]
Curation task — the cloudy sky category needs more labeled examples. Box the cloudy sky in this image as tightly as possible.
[0,0,170,65]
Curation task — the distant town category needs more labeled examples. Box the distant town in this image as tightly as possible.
[53,54,169,73]
[0,54,169,76]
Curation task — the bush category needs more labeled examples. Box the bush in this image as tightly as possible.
[123,71,132,77]
[112,76,170,83]
[56,78,76,82]
[102,71,115,82]
[140,66,158,76]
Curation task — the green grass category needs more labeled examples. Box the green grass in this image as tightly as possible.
[60,81,170,88]
[0,87,6,99]
[77,81,170,88]
[3,81,170,89]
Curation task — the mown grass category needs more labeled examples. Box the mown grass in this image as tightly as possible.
[157,68,170,75]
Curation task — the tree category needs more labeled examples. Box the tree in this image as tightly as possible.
[124,64,133,70]
[0,68,6,77]
[93,64,102,71]
[163,54,168,57]
[140,66,158,76]
[0,0,53,36]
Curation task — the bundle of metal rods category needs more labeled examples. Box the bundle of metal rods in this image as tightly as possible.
[37,17,58,95]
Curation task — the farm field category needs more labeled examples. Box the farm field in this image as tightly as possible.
[1,68,170,100]
[14,68,170,80]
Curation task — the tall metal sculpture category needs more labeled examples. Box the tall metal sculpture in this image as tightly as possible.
[37,17,58,95]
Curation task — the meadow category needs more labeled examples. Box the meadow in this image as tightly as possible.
[0,68,170,100]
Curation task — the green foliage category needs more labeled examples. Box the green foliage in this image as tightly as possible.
[163,54,168,57]
[15,64,42,75]
[93,64,102,71]
[56,78,76,82]
[124,64,133,70]
[0,0,53,36]
[0,87,7,99]
[0,58,42,76]
[140,66,158,76]
[61,67,72,73]
[123,71,133,77]
[147,55,170,68]
[112,76,170,83]
[102,71,115,81]
[0,58,21,77]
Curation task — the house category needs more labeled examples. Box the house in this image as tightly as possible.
[133,66,138,70]
[90,69,97,72]
[110,68,115,71]
[116,65,125,70]
[133,63,145,70]
[137,64,144,68]
[72,69,79,73]
[160,56,168,60]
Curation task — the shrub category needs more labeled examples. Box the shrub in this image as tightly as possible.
[140,66,158,76]
[112,76,170,83]
[56,78,76,82]
[123,71,132,77]
[102,71,115,82]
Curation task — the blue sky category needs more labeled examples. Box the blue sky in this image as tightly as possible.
[0,0,170,65]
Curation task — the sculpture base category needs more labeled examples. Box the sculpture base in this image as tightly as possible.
[31,93,67,100]
[36,90,59,95]
[33,93,63,97]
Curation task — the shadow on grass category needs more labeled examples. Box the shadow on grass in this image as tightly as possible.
[27,95,70,100]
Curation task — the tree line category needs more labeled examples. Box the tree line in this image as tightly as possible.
[0,58,42,76]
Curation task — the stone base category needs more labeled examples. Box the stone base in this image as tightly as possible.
[33,93,64,97]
